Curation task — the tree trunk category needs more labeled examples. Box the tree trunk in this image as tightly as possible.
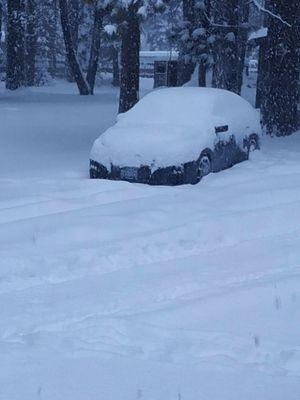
[66,0,79,81]
[118,7,140,113]
[48,0,59,77]
[112,46,120,87]
[212,33,239,93]
[25,0,37,86]
[6,0,26,90]
[86,6,103,94]
[255,0,270,108]
[212,0,248,95]
[211,0,239,92]
[58,0,90,95]
[178,0,196,86]
[236,0,249,94]
[255,37,268,108]
[261,0,300,136]
[68,0,79,47]
[198,61,206,87]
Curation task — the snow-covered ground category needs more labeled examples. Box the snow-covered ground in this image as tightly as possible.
[1,79,300,400]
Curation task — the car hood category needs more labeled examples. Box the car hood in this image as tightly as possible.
[90,121,218,170]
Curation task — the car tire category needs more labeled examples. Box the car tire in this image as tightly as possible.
[197,154,212,182]
[247,134,260,159]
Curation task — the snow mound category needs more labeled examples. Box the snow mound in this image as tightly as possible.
[91,87,261,169]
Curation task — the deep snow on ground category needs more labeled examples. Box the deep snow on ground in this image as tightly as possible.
[0,82,117,179]
[1,79,300,400]
[0,78,153,179]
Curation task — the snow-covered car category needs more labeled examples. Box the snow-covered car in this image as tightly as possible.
[90,87,261,185]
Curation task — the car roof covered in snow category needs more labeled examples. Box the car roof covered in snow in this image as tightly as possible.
[91,87,261,169]
[118,87,255,127]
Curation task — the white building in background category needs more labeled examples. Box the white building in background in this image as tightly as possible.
[140,51,179,77]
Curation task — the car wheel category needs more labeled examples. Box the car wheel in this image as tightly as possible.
[247,135,259,158]
[197,154,211,181]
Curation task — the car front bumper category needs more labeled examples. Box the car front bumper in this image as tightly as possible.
[90,159,199,186]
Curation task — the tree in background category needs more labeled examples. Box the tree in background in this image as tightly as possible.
[65,0,79,81]
[111,44,120,86]
[35,0,57,85]
[104,0,167,113]
[28,0,64,84]
[261,0,300,136]
[77,2,93,72]
[0,1,3,45]
[103,0,142,113]
[176,0,211,87]
[177,0,196,85]
[118,2,141,113]
[175,0,249,90]
[6,0,25,90]
[142,0,182,52]
[194,0,211,87]
[100,29,120,87]
[86,3,104,93]
[58,0,90,94]
[211,0,249,94]
[0,0,6,72]
[24,0,36,86]
[59,0,107,94]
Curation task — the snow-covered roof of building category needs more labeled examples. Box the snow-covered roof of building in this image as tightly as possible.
[140,51,179,59]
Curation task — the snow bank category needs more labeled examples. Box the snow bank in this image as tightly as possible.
[91,87,261,168]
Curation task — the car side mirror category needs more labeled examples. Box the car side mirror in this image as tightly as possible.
[215,125,229,134]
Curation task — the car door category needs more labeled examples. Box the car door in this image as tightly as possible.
[214,127,236,170]
[224,134,239,167]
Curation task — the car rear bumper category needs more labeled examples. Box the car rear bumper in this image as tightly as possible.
[90,159,199,186]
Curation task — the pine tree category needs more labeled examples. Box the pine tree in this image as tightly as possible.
[118,2,140,113]
[177,0,196,85]
[211,0,249,94]
[261,0,300,135]
[35,0,53,85]
[143,0,182,52]
[77,2,93,72]
[24,0,37,86]
[0,1,3,44]
[23,0,61,86]
[65,0,79,81]
[0,0,5,70]
[6,0,26,90]
[97,0,168,113]
[176,0,211,86]
[46,0,60,78]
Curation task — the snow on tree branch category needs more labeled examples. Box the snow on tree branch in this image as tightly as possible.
[250,0,292,28]
[203,12,247,30]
